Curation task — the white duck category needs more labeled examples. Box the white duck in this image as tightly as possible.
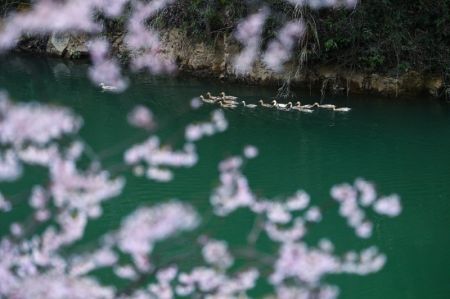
[301,102,320,109]
[221,92,238,101]
[292,102,314,113]
[218,100,238,108]
[333,107,351,112]
[272,100,293,110]
[206,92,222,102]
[241,101,257,108]
[258,99,273,107]
[319,104,336,109]
[200,95,216,104]
[99,83,118,91]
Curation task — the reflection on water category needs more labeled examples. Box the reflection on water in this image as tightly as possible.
[0,54,449,298]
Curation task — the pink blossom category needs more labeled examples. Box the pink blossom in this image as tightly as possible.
[115,201,199,268]
[201,239,234,269]
[373,195,402,217]
[331,179,402,238]
[0,98,82,146]
[0,150,22,181]
[263,21,305,72]
[233,8,269,74]
[243,145,259,159]
[88,39,128,92]
[146,167,173,182]
[128,105,155,130]
[190,97,203,110]
[0,193,11,212]
[114,265,138,280]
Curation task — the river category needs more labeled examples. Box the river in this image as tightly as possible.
[0,54,449,298]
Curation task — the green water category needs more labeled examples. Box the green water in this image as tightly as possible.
[1,54,450,298]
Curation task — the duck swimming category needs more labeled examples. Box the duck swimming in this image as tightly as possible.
[218,100,238,108]
[241,101,257,108]
[333,107,351,112]
[292,102,314,113]
[222,98,239,105]
[99,83,118,91]
[318,104,336,109]
[200,95,216,104]
[272,100,293,110]
[258,100,273,107]
[206,92,222,101]
[301,102,320,109]
[220,92,238,101]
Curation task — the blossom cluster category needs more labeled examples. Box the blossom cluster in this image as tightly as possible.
[124,136,197,182]
[208,148,402,298]
[114,201,199,271]
[331,178,402,238]
[0,95,128,298]
[185,109,228,142]
[0,93,403,299]
[211,149,323,244]
[125,107,227,182]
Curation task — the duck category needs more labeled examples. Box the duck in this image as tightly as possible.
[272,100,293,110]
[333,107,351,112]
[206,92,222,101]
[99,83,118,91]
[241,101,257,108]
[222,98,239,105]
[200,95,216,104]
[218,100,238,108]
[318,104,336,109]
[220,92,238,101]
[301,102,320,109]
[293,101,303,108]
[291,102,314,113]
[258,99,274,107]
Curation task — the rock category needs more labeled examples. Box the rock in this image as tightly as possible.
[47,33,88,58]
[399,71,423,94]
[65,34,89,58]
[425,77,444,97]
[47,33,70,56]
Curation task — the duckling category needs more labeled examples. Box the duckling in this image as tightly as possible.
[258,99,273,107]
[206,92,222,101]
[241,101,257,108]
[333,107,351,112]
[200,95,216,104]
[220,92,238,101]
[100,82,118,91]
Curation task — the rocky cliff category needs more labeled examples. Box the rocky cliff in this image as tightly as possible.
[18,29,445,98]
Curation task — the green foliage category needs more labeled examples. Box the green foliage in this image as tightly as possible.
[324,39,337,51]
[0,0,31,16]
[312,0,450,75]
[154,0,247,40]
[156,0,450,77]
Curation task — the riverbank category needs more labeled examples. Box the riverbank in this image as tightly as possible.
[14,29,445,99]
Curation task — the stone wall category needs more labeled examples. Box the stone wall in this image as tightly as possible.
[158,29,444,98]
